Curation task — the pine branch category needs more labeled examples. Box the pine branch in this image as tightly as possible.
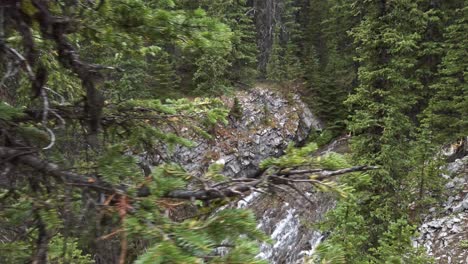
[0,146,117,194]
[0,146,378,201]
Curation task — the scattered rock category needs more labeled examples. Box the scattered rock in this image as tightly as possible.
[462,198,468,210]
[415,155,468,263]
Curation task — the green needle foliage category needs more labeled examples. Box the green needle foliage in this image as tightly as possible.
[311,1,466,263]
[0,1,261,263]
[1,0,466,263]
[266,0,303,83]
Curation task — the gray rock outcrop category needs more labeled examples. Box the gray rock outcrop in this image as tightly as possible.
[159,87,323,178]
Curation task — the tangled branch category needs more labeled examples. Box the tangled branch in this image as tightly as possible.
[0,146,378,201]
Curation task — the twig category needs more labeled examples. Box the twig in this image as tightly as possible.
[211,178,257,188]
[0,61,19,89]
[97,228,123,241]
[313,166,379,180]
[286,183,316,207]
[118,230,127,264]
[44,86,66,105]
[40,88,55,150]
[42,127,56,150]
[278,168,324,176]
[3,45,35,80]
[50,109,66,129]
[267,183,290,194]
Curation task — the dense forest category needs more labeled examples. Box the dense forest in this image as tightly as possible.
[0,0,466,263]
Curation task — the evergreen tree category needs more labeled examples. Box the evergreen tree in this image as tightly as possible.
[266,27,289,82]
[203,0,259,86]
[186,0,259,91]
[319,0,434,261]
[302,0,359,132]
[423,5,467,144]
[1,1,466,262]
[315,0,466,262]
[150,50,181,98]
[193,51,232,95]
[266,0,303,82]
[0,1,260,262]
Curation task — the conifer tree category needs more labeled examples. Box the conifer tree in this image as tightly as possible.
[320,1,432,261]
[0,1,259,262]
[216,0,259,85]
[313,1,466,262]
[198,0,259,87]
[423,5,467,144]
[150,50,181,98]
[302,0,359,132]
[266,0,303,82]
[266,27,288,82]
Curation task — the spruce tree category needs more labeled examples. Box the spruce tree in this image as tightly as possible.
[302,0,359,132]
[423,5,467,144]
[265,0,303,83]
[314,1,467,262]
[266,27,288,82]
[0,1,262,262]
[321,1,432,261]
[199,0,259,87]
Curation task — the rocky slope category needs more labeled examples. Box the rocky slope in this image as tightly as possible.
[415,154,468,264]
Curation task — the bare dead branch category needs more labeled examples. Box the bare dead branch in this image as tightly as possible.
[0,146,117,194]
[2,46,35,80]
[40,87,56,150]
[286,183,316,207]
[312,166,379,180]
[278,166,378,179]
